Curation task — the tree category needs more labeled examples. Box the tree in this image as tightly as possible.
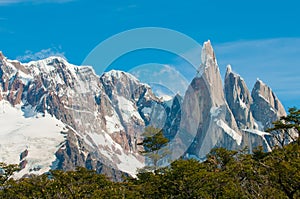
[138,126,169,171]
[267,107,300,147]
[265,108,300,198]
[0,162,20,185]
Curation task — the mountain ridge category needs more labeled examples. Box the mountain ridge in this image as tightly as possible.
[0,41,287,180]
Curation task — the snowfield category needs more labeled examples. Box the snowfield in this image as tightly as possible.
[0,100,66,178]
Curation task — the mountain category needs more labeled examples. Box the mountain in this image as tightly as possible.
[0,42,287,179]
[0,53,165,180]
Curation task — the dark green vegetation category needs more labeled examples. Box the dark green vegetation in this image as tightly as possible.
[137,126,170,172]
[0,108,299,198]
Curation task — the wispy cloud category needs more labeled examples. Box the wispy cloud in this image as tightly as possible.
[0,0,75,5]
[129,63,189,96]
[16,47,66,62]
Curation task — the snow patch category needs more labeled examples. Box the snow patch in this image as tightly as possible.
[105,112,124,134]
[243,129,270,137]
[216,119,242,145]
[88,131,144,176]
[254,119,264,131]
[238,98,247,109]
[116,96,143,122]
[258,94,269,103]
[243,129,271,152]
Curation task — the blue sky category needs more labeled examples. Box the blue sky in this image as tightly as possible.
[0,0,299,108]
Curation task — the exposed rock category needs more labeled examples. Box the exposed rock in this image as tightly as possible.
[224,65,255,129]
[19,160,28,170]
[20,149,29,161]
[251,79,286,129]
[182,41,242,159]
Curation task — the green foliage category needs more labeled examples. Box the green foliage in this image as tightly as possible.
[138,126,169,171]
[267,107,300,147]
[0,162,20,185]
[0,142,299,198]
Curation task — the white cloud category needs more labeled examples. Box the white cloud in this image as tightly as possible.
[129,63,189,96]
[0,0,75,5]
[16,47,66,62]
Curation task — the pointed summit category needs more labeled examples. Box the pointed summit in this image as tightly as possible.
[224,65,254,129]
[0,51,5,60]
[251,79,286,128]
[226,64,232,72]
[225,64,232,78]
[198,40,224,106]
[201,40,216,65]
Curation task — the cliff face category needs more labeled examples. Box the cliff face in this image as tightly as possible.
[251,79,286,129]
[0,41,287,178]
[224,65,255,129]
[181,41,242,159]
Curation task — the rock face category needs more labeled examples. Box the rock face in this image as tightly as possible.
[0,41,287,179]
[251,79,286,128]
[224,65,255,129]
[161,40,287,160]
[182,41,242,159]
[223,65,281,152]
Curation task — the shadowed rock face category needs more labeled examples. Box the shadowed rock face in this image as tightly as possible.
[224,65,255,129]
[251,79,286,129]
[223,65,286,153]
[0,41,287,178]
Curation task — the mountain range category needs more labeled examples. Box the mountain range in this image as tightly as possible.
[0,41,286,181]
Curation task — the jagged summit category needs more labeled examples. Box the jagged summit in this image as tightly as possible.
[251,78,286,129]
[102,69,140,83]
[225,64,243,80]
[226,64,232,73]
[253,78,267,88]
[201,40,216,65]
[225,64,233,79]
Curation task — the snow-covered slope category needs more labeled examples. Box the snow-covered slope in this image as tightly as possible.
[0,100,66,178]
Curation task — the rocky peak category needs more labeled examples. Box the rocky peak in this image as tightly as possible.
[201,40,216,65]
[100,70,155,101]
[199,40,224,107]
[181,41,242,159]
[251,79,286,128]
[101,70,139,86]
[224,65,255,129]
[225,64,232,78]
[0,51,4,60]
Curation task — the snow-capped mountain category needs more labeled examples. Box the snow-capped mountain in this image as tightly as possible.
[0,51,165,180]
[0,41,286,179]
